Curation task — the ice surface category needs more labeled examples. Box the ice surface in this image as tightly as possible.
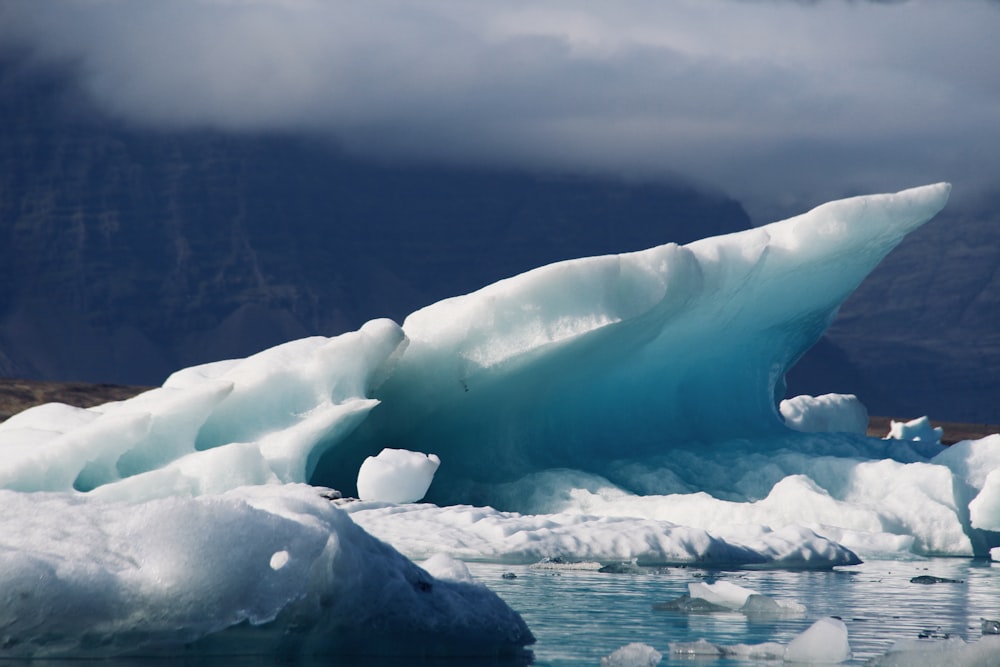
[3,183,995,656]
[0,484,532,658]
[356,448,440,503]
[317,184,954,496]
[341,500,860,567]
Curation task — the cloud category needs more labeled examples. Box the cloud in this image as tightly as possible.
[2,0,998,219]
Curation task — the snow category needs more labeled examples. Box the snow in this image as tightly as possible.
[356,448,440,503]
[1,182,996,657]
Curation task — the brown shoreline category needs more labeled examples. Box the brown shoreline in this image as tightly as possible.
[2,377,998,443]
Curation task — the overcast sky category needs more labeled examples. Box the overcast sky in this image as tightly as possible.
[2,0,998,221]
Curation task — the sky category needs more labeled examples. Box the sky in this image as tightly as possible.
[2,0,999,221]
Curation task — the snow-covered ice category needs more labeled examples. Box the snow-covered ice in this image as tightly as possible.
[2,182,997,657]
[0,484,532,658]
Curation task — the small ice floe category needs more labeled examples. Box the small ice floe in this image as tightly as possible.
[668,638,721,658]
[783,617,852,663]
[529,556,603,571]
[917,626,951,640]
[654,580,805,617]
[356,448,440,503]
[867,635,1000,666]
[668,617,850,663]
[780,393,869,434]
[599,559,644,574]
[910,575,963,584]
[885,416,943,444]
[600,642,662,667]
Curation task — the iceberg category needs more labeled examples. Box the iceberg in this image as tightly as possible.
[4,182,999,657]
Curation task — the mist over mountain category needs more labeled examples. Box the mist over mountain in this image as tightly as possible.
[2,46,998,423]
[0,56,748,385]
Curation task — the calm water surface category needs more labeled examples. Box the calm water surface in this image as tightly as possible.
[472,557,1000,665]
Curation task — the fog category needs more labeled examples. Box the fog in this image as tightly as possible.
[2,0,998,219]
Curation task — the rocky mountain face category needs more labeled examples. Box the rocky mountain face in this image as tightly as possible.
[3,55,997,423]
[0,56,749,386]
[819,198,1000,423]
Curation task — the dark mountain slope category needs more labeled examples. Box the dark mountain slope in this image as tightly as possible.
[0,56,749,385]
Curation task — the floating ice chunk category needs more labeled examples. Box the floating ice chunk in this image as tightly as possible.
[669,639,721,657]
[780,394,868,434]
[741,593,807,616]
[419,553,474,583]
[885,416,943,444]
[722,641,786,660]
[600,642,662,667]
[688,580,755,609]
[868,635,1000,666]
[660,581,805,616]
[783,617,851,663]
[356,448,440,503]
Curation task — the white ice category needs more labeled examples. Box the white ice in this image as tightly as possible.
[687,580,805,615]
[356,447,440,503]
[668,618,850,663]
[885,416,944,444]
[600,642,663,667]
[866,635,1000,666]
[3,183,996,656]
[780,393,868,434]
[783,617,851,663]
[0,484,532,658]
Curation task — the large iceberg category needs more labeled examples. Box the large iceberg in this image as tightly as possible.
[4,182,999,657]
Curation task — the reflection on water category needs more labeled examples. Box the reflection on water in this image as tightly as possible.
[11,559,1000,667]
[475,558,1000,666]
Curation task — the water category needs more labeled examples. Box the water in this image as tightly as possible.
[470,558,1000,665]
[11,559,1000,666]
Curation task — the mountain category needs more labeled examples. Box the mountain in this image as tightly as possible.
[3,53,996,424]
[0,55,749,386]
